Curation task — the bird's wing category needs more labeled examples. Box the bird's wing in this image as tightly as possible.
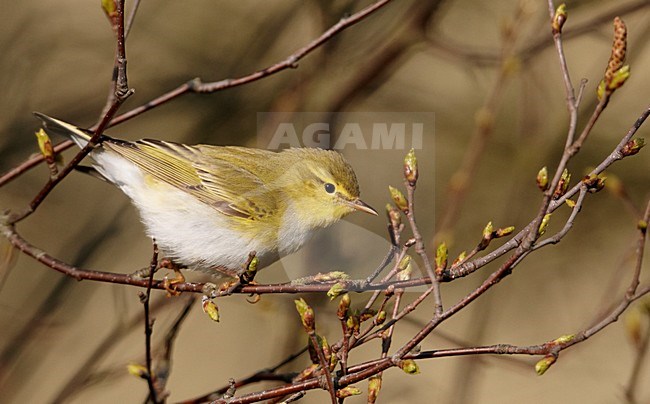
[104,139,276,220]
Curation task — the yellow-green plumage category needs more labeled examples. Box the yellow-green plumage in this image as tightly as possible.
[35,113,376,276]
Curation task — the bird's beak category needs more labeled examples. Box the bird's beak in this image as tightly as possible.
[350,198,378,216]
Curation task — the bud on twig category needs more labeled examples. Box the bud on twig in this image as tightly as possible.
[435,242,448,272]
[478,221,493,250]
[552,334,575,345]
[452,250,467,266]
[397,255,413,281]
[386,203,402,229]
[398,255,411,271]
[294,298,315,333]
[127,363,149,379]
[553,169,571,199]
[638,219,648,232]
[318,334,332,365]
[389,186,409,213]
[482,221,493,239]
[582,174,606,193]
[404,148,418,186]
[538,213,552,236]
[247,255,258,273]
[535,355,556,375]
[101,0,117,18]
[241,253,259,284]
[338,293,350,319]
[101,0,118,29]
[327,282,347,300]
[536,166,549,191]
[621,138,645,157]
[201,295,220,322]
[35,129,54,163]
[35,129,59,177]
[346,313,360,334]
[398,359,420,375]
[368,375,383,403]
[552,4,567,34]
[495,226,515,238]
[598,17,629,99]
[375,310,387,325]
[336,386,361,398]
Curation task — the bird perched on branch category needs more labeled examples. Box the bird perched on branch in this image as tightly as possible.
[35,113,377,282]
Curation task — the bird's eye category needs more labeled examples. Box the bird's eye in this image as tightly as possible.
[324,183,336,194]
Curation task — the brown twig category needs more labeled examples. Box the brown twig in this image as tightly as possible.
[155,296,196,398]
[2,100,647,296]
[195,102,650,402]
[308,332,336,403]
[404,181,442,314]
[442,104,650,281]
[7,0,133,224]
[532,186,588,250]
[141,241,160,403]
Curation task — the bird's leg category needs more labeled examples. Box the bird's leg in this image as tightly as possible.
[159,258,185,296]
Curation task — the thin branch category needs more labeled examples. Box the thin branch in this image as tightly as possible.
[142,242,160,403]
[404,180,443,314]
[308,332,336,403]
[223,283,650,404]
[443,104,650,281]
[532,186,588,250]
[521,0,580,252]
[156,296,196,397]
[7,0,133,224]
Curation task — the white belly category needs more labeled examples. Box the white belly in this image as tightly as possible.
[92,150,274,271]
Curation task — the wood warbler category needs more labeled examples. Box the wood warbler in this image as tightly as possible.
[35,113,377,277]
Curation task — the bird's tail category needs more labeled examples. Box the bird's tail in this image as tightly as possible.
[34,112,94,149]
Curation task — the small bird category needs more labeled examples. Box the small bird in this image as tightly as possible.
[35,113,377,278]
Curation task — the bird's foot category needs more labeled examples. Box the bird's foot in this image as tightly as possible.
[159,258,185,296]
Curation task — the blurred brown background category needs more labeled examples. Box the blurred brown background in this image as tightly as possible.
[1,0,649,403]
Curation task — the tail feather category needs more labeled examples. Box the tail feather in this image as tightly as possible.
[34,112,110,182]
[33,112,94,149]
